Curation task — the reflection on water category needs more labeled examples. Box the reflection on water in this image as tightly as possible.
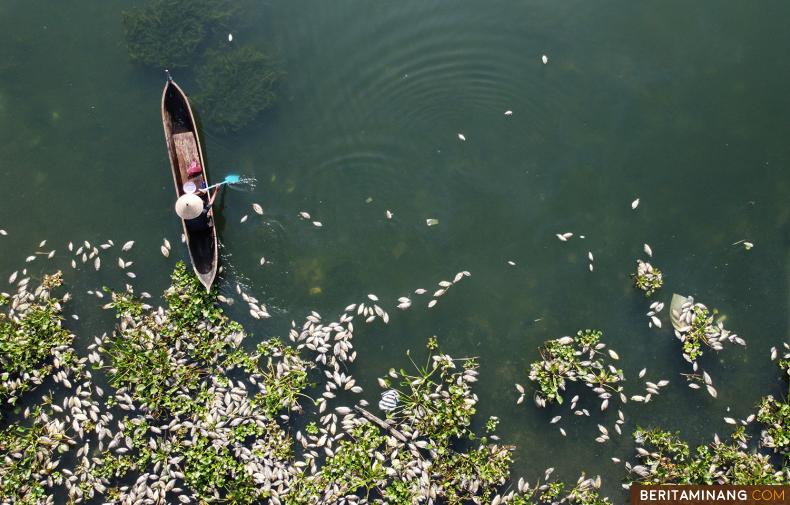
[1,0,790,499]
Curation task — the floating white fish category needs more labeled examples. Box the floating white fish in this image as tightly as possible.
[312,221,323,227]
[588,263,594,272]
[160,246,170,257]
[608,349,619,360]
[650,316,662,328]
[541,54,548,64]
[228,33,233,42]
[252,203,263,215]
[0,229,7,236]
[744,242,754,250]
[414,288,426,294]
[299,211,311,220]
[457,133,466,141]
[644,244,653,257]
[38,239,46,248]
[639,368,646,378]
[504,110,513,116]
[122,240,134,251]
[259,257,266,265]
[550,415,561,424]
[631,198,640,210]
[428,299,438,308]
[507,260,516,266]
[47,250,55,259]
[94,257,101,271]
[588,251,594,261]
[163,238,171,249]
[385,210,393,219]
[25,255,35,263]
[240,215,248,223]
[426,218,439,226]
[367,294,379,301]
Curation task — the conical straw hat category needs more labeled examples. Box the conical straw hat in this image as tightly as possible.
[175,193,203,219]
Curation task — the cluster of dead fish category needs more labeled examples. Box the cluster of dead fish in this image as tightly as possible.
[393,270,471,311]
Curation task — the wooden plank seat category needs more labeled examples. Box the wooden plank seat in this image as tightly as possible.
[172,132,204,190]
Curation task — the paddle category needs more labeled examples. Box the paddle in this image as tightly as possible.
[204,174,241,191]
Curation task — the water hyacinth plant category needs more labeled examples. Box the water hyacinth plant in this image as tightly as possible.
[0,272,75,410]
[524,329,625,409]
[627,360,790,486]
[0,263,611,504]
[632,260,663,297]
[669,294,744,365]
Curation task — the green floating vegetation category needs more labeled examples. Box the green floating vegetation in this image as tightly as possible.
[632,259,663,297]
[628,359,790,485]
[0,272,73,410]
[195,46,284,133]
[669,295,744,365]
[1,262,611,504]
[122,0,237,68]
[524,329,625,408]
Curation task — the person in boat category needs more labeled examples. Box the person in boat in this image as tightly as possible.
[175,187,219,232]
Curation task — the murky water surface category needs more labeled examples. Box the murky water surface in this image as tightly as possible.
[2,0,790,498]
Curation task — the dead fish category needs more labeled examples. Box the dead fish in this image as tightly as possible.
[163,238,171,249]
[426,218,439,226]
[541,54,548,64]
[414,288,426,295]
[631,198,640,210]
[122,241,134,252]
[428,299,437,308]
[644,244,653,257]
[638,368,646,378]
[38,239,47,248]
[507,260,516,266]
[312,221,323,227]
[650,316,662,328]
[240,215,248,223]
[457,133,466,141]
[160,246,170,257]
[386,210,393,219]
[588,251,594,261]
[608,349,619,360]
[299,211,311,220]
[504,110,513,116]
[94,257,101,271]
[259,257,266,265]
[0,230,7,236]
[228,33,233,42]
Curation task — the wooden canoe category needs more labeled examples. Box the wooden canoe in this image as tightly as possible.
[161,74,218,291]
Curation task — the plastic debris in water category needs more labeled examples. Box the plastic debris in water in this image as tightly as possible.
[426,218,439,226]
[378,389,399,411]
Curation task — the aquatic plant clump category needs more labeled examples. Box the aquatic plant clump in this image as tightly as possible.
[195,46,284,133]
[670,295,744,364]
[632,260,663,296]
[0,262,612,504]
[0,272,75,410]
[525,329,625,408]
[627,426,785,485]
[122,0,237,68]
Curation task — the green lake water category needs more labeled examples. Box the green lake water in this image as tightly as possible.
[2,0,790,499]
